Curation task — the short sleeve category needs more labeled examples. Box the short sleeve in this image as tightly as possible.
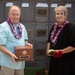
[22,25,28,40]
[0,26,7,45]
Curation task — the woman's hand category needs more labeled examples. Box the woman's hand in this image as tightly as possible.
[47,49,63,58]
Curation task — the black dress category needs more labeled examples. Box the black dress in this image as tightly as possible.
[47,23,75,75]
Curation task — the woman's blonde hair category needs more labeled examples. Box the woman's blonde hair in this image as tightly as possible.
[54,5,68,17]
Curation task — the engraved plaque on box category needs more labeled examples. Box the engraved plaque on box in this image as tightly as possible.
[15,46,34,61]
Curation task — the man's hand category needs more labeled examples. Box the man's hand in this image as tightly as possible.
[10,53,18,63]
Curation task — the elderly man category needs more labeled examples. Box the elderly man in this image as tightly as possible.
[0,5,32,75]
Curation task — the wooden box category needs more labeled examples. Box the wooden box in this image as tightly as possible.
[15,46,34,61]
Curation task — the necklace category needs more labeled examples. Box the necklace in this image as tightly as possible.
[50,20,68,44]
[6,18,22,39]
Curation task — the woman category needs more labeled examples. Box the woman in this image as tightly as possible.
[46,6,75,75]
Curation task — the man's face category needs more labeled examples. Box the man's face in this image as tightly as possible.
[8,7,21,24]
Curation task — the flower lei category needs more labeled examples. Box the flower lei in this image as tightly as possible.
[6,18,22,39]
[50,20,68,44]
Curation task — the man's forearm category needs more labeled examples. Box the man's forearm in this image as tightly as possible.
[0,45,12,56]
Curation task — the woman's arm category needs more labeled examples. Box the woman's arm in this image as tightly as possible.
[62,46,75,54]
[46,42,50,56]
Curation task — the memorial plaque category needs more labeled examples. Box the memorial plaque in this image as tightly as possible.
[36,8,48,17]
[36,29,46,36]
[15,46,34,61]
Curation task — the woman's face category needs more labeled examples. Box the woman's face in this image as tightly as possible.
[55,9,66,24]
